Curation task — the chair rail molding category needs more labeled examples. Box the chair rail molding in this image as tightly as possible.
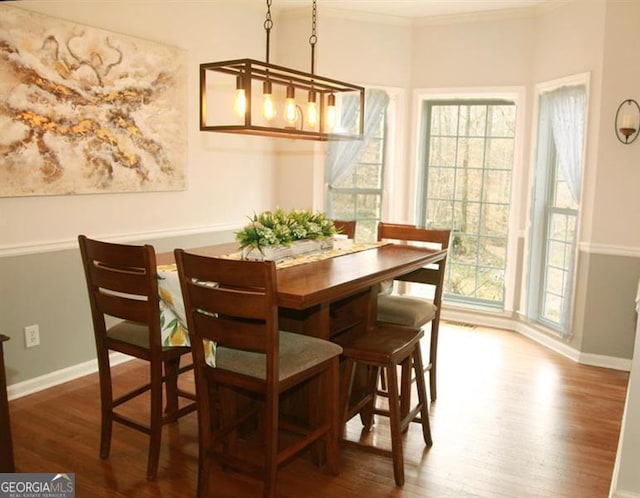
[0,223,241,257]
[580,241,640,258]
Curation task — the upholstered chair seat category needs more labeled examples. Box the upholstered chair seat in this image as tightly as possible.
[216,331,342,380]
[376,294,437,329]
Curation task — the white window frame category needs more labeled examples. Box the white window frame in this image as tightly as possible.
[522,72,590,337]
[411,86,527,314]
[321,86,406,237]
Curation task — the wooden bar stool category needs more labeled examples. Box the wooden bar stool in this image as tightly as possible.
[175,250,342,498]
[78,235,196,481]
[376,222,451,402]
[336,323,432,486]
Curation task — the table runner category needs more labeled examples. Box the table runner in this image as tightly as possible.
[219,241,386,268]
[157,264,189,347]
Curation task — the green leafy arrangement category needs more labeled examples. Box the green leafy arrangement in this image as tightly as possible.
[236,208,338,250]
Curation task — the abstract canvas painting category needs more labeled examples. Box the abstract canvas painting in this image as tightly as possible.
[0,5,187,196]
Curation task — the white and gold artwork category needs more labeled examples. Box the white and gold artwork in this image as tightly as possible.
[0,5,187,196]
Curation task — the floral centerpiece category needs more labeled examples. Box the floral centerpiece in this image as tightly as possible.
[236,208,338,261]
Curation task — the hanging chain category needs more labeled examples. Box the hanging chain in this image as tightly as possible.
[309,0,317,74]
[264,0,273,64]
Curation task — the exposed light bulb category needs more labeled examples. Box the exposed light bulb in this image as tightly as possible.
[234,90,246,117]
[621,112,636,130]
[307,89,317,126]
[262,80,276,121]
[285,84,297,125]
[234,74,246,117]
[326,93,336,130]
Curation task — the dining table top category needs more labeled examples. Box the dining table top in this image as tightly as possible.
[157,241,448,311]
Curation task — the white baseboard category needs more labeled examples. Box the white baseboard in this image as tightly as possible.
[515,320,581,362]
[7,352,132,401]
[610,490,640,498]
[516,323,631,371]
[442,307,632,372]
[442,307,515,331]
[579,352,632,371]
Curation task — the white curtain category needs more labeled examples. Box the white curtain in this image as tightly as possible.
[540,84,586,337]
[546,85,586,203]
[326,89,389,210]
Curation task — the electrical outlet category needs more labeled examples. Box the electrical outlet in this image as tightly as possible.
[24,324,40,348]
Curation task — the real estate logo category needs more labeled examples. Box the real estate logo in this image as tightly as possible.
[0,473,75,498]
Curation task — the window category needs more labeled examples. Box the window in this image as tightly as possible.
[416,99,517,309]
[541,156,578,325]
[325,89,390,242]
[526,82,586,336]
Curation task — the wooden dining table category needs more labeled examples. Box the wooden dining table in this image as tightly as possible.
[158,240,448,432]
[157,241,448,341]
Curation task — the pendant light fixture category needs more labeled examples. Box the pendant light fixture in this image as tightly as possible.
[199,0,364,141]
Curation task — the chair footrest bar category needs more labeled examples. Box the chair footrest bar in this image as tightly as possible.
[112,413,151,435]
[276,424,331,466]
[112,383,152,408]
[164,402,197,423]
[177,388,196,401]
[342,438,393,458]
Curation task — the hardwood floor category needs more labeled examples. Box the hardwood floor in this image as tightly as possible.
[8,323,629,497]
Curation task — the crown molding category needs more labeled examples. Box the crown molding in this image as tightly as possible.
[275,0,573,27]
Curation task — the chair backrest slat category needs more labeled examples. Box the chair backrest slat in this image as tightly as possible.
[180,255,268,290]
[332,219,356,239]
[378,223,451,248]
[83,237,152,268]
[187,284,268,321]
[95,293,152,324]
[90,264,150,296]
[192,313,268,352]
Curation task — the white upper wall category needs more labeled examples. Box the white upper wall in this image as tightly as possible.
[590,0,640,251]
[532,0,607,246]
[0,1,280,252]
[275,7,414,88]
[411,14,535,88]
[3,0,640,253]
[271,9,414,212]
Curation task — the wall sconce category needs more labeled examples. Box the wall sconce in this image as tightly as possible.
[615,99,640,144]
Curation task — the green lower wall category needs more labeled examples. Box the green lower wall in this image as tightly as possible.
[574,251,640,359]
[2,232,639,389]
[0,230,235,386]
